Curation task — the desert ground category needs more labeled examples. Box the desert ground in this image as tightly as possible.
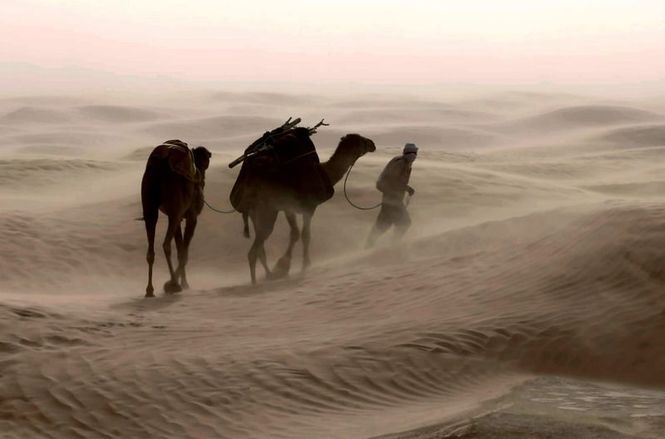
[1,88,665,438]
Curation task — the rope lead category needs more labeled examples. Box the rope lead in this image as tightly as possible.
[203,198,236,214]
[343,161,382,211]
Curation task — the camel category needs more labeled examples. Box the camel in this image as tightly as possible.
[236,130,376,284]
[140,140,211,297]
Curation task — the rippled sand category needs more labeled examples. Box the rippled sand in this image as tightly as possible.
[1,89,664,438]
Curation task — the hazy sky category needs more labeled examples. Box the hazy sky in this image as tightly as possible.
[2,0,665,85]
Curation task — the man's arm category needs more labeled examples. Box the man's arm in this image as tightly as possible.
[395,159,414,194]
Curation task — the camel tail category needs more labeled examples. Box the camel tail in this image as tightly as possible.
[242,212,250,238]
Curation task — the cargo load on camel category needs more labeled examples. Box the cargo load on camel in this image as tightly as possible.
[148,139,200,182]
[229,118,333,214]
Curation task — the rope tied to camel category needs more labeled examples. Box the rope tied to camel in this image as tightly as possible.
[343,160,382,211]
[203,198,236,214]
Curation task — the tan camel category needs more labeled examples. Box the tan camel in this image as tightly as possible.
[140,140,211,297]
[238,132,376,284]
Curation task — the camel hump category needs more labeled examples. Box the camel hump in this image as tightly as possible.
[150,140,198,181]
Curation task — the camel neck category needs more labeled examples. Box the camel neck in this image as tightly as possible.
[322,150,356,185]
[196,169,206,186]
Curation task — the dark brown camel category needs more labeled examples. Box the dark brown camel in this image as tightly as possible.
[140,141,211,297]
[242,133,376,284]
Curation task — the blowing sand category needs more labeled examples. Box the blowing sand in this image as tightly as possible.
[1,88,664,438]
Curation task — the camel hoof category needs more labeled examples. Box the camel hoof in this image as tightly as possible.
[145,291,155,298]
[181,281,190,290]
[271,257,291,279]
[164,280,182,294]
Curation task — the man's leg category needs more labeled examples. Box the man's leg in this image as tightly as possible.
[394,204,412,240]
[365,205,392,248]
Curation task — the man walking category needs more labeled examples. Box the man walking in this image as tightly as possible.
[366,143,417,247]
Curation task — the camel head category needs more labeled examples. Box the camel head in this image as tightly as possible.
[321,134,376,185]
[193,146,212,172]
[338,134,376,160]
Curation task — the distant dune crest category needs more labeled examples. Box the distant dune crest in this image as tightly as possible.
[499,104,663,134]
[78,105,164,123]
[1,106,73,124]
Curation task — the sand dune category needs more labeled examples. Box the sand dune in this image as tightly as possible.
[142,115,282,139]
[124,146,159,161]
[2,203,664,438]
[498,105,662,134]
[335,108,498,125]
[332,97,457,110]
[379,376,665,439]
[8,130,117,147]
[363,126,501,150]
[0,158,120,189]
[210,91,326,106]
[0,106,73,125]
[597,123,665,147]
[1,89,665,438]
[78,105,165,123]
[16,145,85,156]
[0,95,88,106]
[452,90,587,114]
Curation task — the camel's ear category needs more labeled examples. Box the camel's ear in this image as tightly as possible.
[195,146,212,158]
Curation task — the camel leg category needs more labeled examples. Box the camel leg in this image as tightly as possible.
[242,211,250,238]
[178,216,197,290]
[174,225,186,288]
[301,211,314,271]
[248,208,277,284]
[248,237,264,285]
[258,246,270,276]
[143,211,158,298]
[272,211,299,279]
[248,213,259,284]
[141,168,160,298]
[163,215,183,294]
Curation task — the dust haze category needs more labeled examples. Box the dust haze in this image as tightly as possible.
[2,79,665,438]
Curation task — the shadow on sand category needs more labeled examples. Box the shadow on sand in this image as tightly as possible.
[111,292,184,312]
[207,272,309,298]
